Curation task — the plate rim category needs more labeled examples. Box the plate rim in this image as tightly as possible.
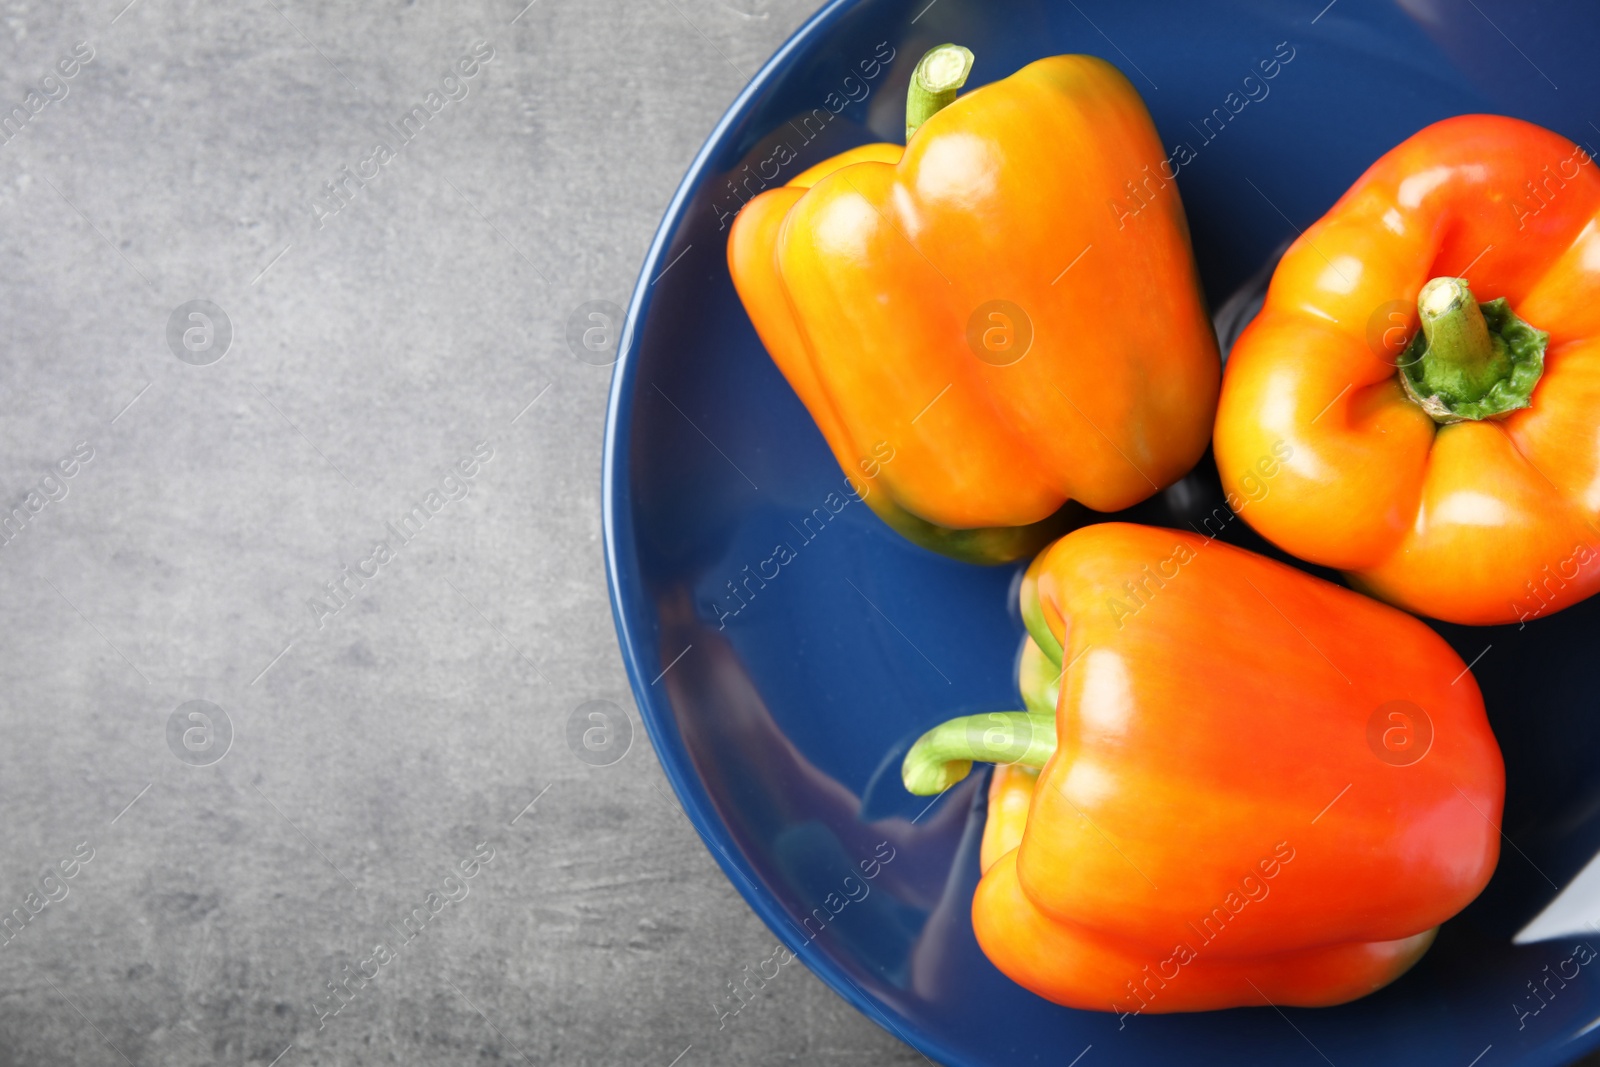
[599,0,966,1062]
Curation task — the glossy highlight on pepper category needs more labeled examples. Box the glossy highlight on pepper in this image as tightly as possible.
[902,523,1504,1014]
[1215,114,1600,625]
[728,47,1220,564]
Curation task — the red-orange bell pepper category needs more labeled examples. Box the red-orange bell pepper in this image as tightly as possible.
[728,46,1219,563]
[1215,114,1600,625]
[902,522,1503,1013]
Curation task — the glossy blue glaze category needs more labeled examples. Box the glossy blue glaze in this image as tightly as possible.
[603,1,1600,1062]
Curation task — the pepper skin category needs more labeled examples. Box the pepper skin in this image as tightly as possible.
[1215,115,1600,625]
[728,49,1220,564]
[902,523,1503,1014]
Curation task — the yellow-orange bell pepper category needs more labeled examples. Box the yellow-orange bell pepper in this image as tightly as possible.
[1215,115,1600,625]
[728,46,1220,563]
[903,523,1503,1014]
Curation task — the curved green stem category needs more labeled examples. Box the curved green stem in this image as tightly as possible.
[905,43,974,141]
[1399,276,1547,424]
[901,711,1056,796]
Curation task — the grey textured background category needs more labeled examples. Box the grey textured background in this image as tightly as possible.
[0,0,930,1063]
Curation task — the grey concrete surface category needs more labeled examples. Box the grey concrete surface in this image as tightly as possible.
[0,0,930,1063]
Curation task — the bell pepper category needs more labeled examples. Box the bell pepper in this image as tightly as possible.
[727,46,1220,564]
[901,522,1503,1013]
[1214,114,1600,625]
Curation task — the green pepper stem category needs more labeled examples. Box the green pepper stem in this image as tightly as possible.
[906,44,974,141]
[901,711,1056,796]
[1399,276,1548,424]
[1416,277,1498,386]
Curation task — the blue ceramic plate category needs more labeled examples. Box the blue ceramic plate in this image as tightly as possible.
[603,1,1600,1063]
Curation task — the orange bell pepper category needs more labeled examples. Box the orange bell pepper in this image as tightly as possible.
[1215,114,1600,624]
[728,46,1220,564]
[902,522,1503,1014]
